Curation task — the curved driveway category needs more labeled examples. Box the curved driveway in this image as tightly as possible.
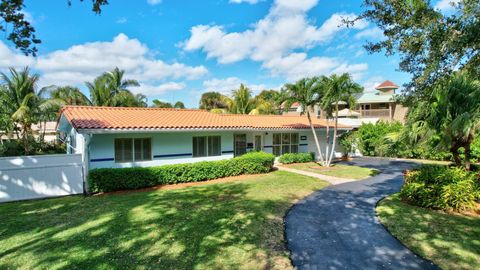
[285,158,439,270]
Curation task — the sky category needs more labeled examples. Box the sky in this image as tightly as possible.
[0,0,457,108]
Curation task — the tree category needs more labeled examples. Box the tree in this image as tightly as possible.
[174,101,185,109]
[199,91,227,110]
[152,100,173,108]
[415,72,480,170]
[282,77,326,165]
[0,0,109,56]
[348,0,480,99]
[86,67,143,107]
[41,86,91,106]
[320,73,362,166]
[0,67,40,153]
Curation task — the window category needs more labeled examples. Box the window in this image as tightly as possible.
[193,136,221,157]
[272,133,299,156]
[115,138,151,163]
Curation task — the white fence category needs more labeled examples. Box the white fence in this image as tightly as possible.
[0,154,84,203]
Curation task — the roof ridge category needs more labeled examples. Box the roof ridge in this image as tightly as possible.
[61,105,207,112]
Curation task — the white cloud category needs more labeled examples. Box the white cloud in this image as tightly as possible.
[203,77,266,95]
[183,0,368,82]
[355,27,383,40]
[262,53,368,81]
[361,76,384,92]
[183,0,366,64]
[0,34,207,99]
[434,0,460,12]
[116,17,128,24]
[132,82,185,96]
[147,0,162,5]
[229,0,261,4]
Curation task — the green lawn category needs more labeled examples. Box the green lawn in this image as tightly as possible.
[285,162,379,179]
[376,194,480,270]
[0,171,328,270]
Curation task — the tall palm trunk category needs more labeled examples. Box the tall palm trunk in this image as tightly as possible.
[307,110,325,165]
[325,116,330,167]
[451,144,462,167]
[327,103,340,166]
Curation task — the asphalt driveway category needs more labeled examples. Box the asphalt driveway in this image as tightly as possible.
[285,157,439,270]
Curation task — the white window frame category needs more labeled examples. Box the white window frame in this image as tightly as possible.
[193,136,221,157]
[272,133,299,156]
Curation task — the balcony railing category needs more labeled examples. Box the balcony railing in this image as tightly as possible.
[357,109,390,118]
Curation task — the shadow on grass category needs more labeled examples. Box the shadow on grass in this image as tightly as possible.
[377,194,480,270]
[0,179,301,269]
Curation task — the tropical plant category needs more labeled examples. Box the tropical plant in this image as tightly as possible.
[151,100,173,108]
[282,77,326,165]
[419,72,480,170]
[199,91,227,110]
[174,101,185,109]
[41,85,91,106]
[0,67,41,154]
[319,73,362,166]
[86,67,143,107]
[225,84,257,114]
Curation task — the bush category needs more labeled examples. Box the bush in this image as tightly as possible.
[278,152,314,164]
[400,165,479,211]
[0,139,66,157]
[88,151,275,193]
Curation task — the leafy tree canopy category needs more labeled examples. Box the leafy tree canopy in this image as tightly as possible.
[349,0,480,99]
[0,0,109,56]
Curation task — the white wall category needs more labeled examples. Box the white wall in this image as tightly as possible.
[0,154,84,203]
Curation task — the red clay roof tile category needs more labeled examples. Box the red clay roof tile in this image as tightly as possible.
[59,106,349,130]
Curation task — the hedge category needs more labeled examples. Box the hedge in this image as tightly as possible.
[278,152,314,164]
[88,151,275,193]
[400,165,480,211]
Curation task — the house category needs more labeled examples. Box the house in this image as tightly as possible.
[56,106,351,172]
[283,80,408,125]
[1,121,58,143]
[317,80,408,123]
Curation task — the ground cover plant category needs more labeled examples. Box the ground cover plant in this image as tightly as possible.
[377,194,480,270]
[400,165,480,211]
[284,162,379,180]
[0,170,328,269]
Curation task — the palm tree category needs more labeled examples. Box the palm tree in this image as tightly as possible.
[0,67,40,154]
[174,101,185,109]
[151,99,173,108]
[103,67,140,95]
[199,91,227,110]
[282,77,326,165]
[224,84,257,114]
[421,72,480,170]
[41,86,91,106]
[86,67,142,107]
[320,73,362,166]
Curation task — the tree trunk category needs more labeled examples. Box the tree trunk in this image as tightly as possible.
[327,103,340,166]
[451,145,462,167]
[464,141,472,171]
[307,110,325,165]
[325,117,330,166]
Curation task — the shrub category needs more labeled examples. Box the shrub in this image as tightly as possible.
[88,151,275,193]
[278,152,314,164]
[400,165,479,211]
[339,131,357,157]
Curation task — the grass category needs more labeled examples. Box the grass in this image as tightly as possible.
[0,171,328,270]
[376,194,480,270]
[285,162,379,179]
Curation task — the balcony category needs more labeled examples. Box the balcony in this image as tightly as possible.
[357,109,390,118]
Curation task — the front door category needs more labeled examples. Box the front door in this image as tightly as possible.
[234,134,247,156]
[254,135,262,151]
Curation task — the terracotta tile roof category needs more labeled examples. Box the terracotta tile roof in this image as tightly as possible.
[59,106,350,131]
[375,80,399,90]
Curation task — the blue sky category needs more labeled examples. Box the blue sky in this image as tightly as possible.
[0,0,454,107]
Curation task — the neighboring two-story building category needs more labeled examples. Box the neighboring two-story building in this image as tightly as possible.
[284,80,408,125]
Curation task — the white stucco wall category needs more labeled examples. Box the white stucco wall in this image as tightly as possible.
[0,154,84,203]
[86,129,344,169]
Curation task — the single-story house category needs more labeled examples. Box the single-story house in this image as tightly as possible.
[56,106,351,172]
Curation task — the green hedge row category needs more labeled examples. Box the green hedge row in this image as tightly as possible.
[400,165,480,211]
[278,152,314,164]
[88,151,275,193]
